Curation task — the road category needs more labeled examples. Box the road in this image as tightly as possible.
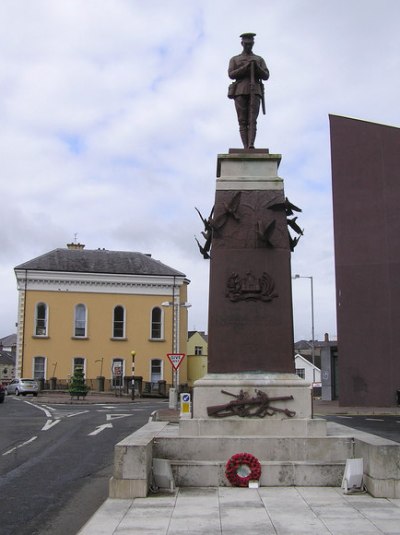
[0,395,165,535]
[324,415,400,443]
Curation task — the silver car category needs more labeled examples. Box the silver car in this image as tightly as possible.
[6,378,39,396]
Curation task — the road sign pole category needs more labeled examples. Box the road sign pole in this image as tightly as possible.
[167,353,185,409]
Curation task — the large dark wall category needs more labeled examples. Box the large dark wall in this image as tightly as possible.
[330,115,400,406]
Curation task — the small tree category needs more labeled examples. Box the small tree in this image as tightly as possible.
[69,366,89,399]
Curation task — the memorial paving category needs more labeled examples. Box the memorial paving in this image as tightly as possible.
[78,486,400,535]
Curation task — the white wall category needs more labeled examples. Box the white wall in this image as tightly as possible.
[295,354,321,385]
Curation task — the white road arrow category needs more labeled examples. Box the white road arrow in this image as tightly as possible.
[41,419,61,431]
[88,423,113,436]
[106,414,131,421]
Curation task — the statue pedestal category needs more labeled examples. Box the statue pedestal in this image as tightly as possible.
[189,150,316,436]
[208,152,295,374]
[181,372,324,437]
[191,373,312,418]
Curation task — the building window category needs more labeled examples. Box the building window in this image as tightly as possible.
[296,368,305,379]
[35,303,48,336]
[33,356,46,380]
[113,306,125,338]
[74,304,87,337]
[195,346,203,355]
[112,358,124,387]
[151,359,162,386]
[151,307,163,339]
[73,357,86,375]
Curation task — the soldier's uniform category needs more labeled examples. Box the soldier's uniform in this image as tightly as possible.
[228,33,269,149]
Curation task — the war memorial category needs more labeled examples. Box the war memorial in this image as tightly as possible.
[108,34,400,500]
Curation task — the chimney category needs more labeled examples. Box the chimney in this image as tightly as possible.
[324,332,329,343]
[67,242,85,250]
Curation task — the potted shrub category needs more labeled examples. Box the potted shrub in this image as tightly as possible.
[69,366,89,399]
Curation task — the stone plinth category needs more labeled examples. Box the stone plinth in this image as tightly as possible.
[179,418,327,438]
[193,373,312,428]
[208,152,295,374]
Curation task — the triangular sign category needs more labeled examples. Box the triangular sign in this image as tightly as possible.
[167,353,185,370]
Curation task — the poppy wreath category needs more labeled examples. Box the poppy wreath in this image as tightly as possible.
[225,452,261,487]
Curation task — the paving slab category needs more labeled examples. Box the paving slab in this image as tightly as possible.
[77,486,400,535]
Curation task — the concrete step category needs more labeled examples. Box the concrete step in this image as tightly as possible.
[153,435,354,463]
[170,460,345,487]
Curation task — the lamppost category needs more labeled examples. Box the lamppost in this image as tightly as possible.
[130,350,136,400]
[95,358,104,392]
[293,274,315,368]
[162,292,191,402]
[95,357,103,377]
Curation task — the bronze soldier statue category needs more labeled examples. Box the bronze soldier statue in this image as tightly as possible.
[228,33,269,149]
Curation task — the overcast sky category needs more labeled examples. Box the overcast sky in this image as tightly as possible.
[1,0,399,342]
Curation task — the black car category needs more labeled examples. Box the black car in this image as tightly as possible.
[0,383,5,403]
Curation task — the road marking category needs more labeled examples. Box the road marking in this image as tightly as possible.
[106,413,131,421]
[41,404,56,412]
[96,405,117,409]
[88,423,113,436]
[66,410,89,418]
[336,415,353,419]
[23,400,52,418]
[41,419,61,431]
[3,436,38,456]
[365,418,384,422]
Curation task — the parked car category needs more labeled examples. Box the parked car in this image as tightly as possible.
[0,383,5,403]
[6,378,39,396]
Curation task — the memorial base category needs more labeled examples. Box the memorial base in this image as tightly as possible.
[180,372,323,437]
[192,372,312,419]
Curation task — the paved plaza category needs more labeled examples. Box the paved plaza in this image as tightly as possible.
[78,486,400,535]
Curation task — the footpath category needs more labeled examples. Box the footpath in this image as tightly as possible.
[33,393,400,534]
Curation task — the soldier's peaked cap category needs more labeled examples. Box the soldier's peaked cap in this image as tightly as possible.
[240,32,256,39]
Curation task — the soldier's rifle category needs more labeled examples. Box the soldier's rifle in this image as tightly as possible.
[250,60,265,116]
[207,389,295,418]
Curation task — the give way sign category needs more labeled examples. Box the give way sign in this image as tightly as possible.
[167,353,185,370]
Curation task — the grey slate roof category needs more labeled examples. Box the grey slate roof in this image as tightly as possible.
[15,249,186,278]
[0,334,17,347]
[0,350,15,365]
[294,339,337,349]
[188,330,208,343]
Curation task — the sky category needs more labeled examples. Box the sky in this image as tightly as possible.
[1,0,399,343]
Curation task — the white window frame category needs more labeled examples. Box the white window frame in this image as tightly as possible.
[150,358,163,387]
[296,368,306,379]
[34,302,48,336]
[74,304,87,338]
[150,306,164,340]
[72,356,86,376]
[111,357,125,387]
[112,306,126,339]
[33,356,47,380]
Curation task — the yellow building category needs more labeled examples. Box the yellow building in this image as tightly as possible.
[187,330,208,386]
[14,243,190,392]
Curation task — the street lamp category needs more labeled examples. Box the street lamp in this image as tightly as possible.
[130,350,136,400]
[95,357,103,377]
[293,274,315,368]
[161,295,191,404]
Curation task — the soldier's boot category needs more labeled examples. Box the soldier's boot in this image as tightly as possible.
[239,126,248,149]
[248,125,257,149]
